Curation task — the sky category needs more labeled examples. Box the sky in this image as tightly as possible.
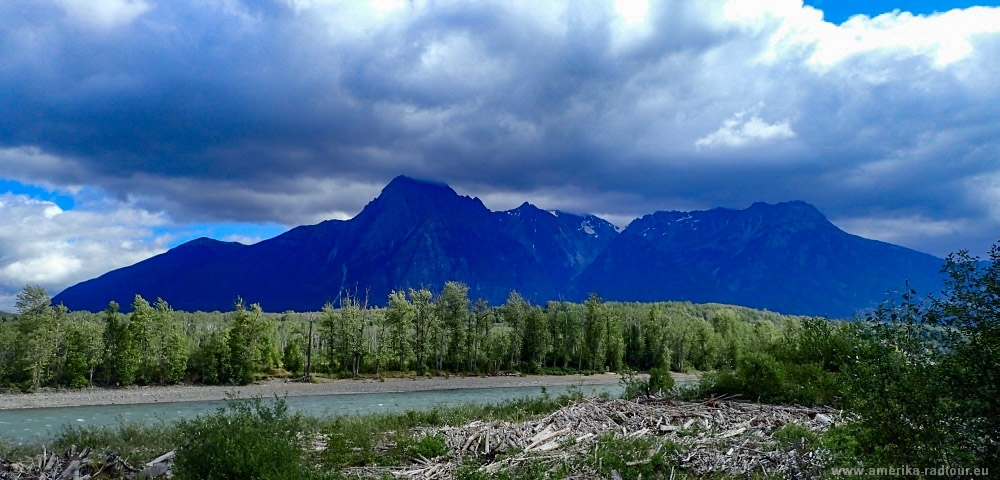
[2,0,1000,311]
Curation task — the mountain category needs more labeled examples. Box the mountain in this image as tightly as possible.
[53,176,612,312]
[575,201,944,317]
[497,202,618,288]
[53,176,945,317]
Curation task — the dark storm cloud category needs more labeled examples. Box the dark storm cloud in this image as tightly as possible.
[1,0,1000,256]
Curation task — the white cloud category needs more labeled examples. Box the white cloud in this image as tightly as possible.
[728,3,1000,70]
[55,0,153,29]
[221,234,264,245]
[696,109,795,149]
[0,194,170,311]
[2,0,1000,261]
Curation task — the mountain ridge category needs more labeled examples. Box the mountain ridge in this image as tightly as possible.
[52,175,944,317]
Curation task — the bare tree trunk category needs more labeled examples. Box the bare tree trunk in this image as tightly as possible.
[305,316,314,377]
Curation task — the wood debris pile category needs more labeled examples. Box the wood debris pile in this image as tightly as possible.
[0,446,174,480]
[359,398,842,479]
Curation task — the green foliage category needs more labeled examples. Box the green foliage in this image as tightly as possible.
[62,319,103,388]
[101,301,138,386]
[15,285,51,317]
[585,434,677,479]
[406,434,448,459]
[501,291,529,370]
[619,367,646,399]
[54,420,178,465]
[773,423,819,450]
[283,336,305,375]
[386,290,415,372]
[173,397,310,480]
[228,299,277,385]
[647,364,674,395]
[519,306,549,373]
[189,330,230,384]
[583,293,608,372]
[735,351,785,402]
[1,282,813,392]
[822,243,1000,470]
[437,281,470,372]
[410,288,435,374]
[14,286,60,390]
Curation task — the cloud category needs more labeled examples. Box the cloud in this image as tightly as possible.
[0,193,169,311]
[54,0,152,30]
[0,0,999,263]
[695,107,796,149]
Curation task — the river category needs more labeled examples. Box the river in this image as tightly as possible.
[0,383,623,444]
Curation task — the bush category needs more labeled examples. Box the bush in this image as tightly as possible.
[735,351,785,402]
[773,423,819,450]
[283,340,305,376]
[647,365,675,395]
[173,397,310,480]
[406,434,448,459]
[781,362,840,406]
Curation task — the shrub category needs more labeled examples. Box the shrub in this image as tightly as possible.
[173,397,310,480]
[647,365,675,395]
[283,340,305,376]
[773,423,819,450]
[735,351,785,402]
[406,434,448,459]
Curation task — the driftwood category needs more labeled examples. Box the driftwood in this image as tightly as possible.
[3,397,843,479]
[344,397,843,479]
[0,447,175,480]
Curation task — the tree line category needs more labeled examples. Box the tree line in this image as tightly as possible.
[0,281,805,390]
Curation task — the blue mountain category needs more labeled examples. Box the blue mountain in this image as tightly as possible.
[53,176,944,317]
[575,201,944,316]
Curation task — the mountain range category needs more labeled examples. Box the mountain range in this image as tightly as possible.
[53,176,945,317]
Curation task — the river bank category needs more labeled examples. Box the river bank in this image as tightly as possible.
[0,373,698,410]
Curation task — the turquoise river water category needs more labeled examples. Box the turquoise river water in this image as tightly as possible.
[0,383,623,444]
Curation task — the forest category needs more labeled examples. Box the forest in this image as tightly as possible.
[0,283,805,390]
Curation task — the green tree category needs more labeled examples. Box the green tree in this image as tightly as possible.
[641,307,670,371]
[604,310,625,372]
[15,285,51,317]
[369,307,390,376]
[319,303,340,373]
[842,246,1000,468]
[0,320,17,385]
[128,295,157,384]
[152,298,187,384]
[520,306,550,373]
[469,299,492,373]
[191,330,230,384]
[62,319,103,387]
[282,336,305,376]
[501,292,529,369]
[409,288,434,374]
[15,286,60,389]
[386,290,414,371]
[339,291,367,378]
[436,282,470,372]
[228,299,276,385]
[101,301,139,386]
[584,294,608,371]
